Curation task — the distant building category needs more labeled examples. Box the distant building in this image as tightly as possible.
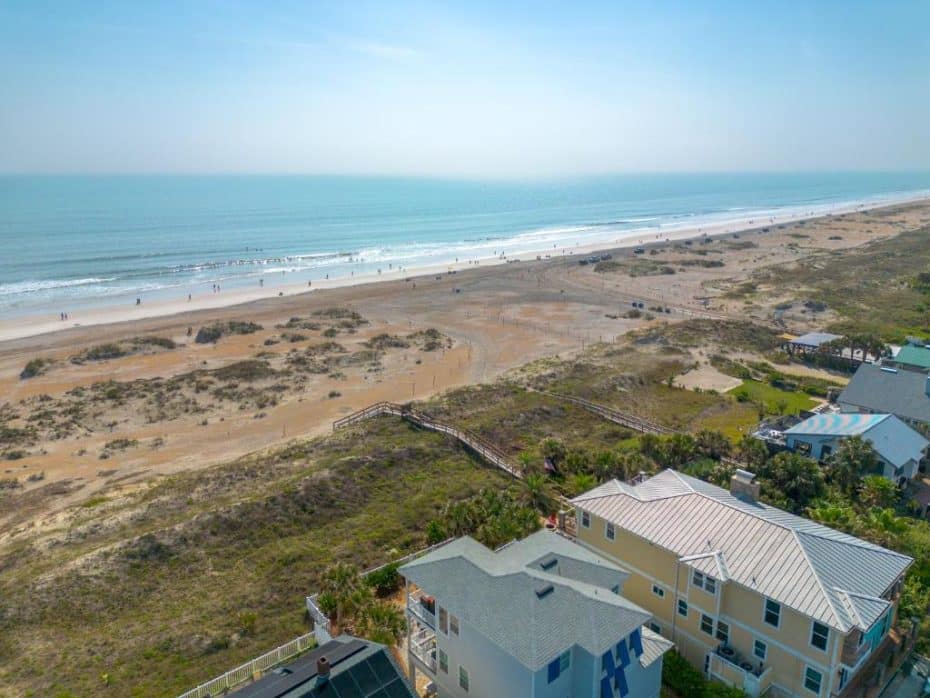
[887,341,930,372]
[235,634,415,698]
[399,530,670,698]
[837,364,930,426]
[784,413,928,485]
[783,331,843,355]
[571,469,913,697]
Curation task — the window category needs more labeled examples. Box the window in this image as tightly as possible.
[605,522,615,541]
[716,621,729,644]
[546,651,570,684]
[692,570,717,594]
[764,599,781,628]
[652,584,665,598]
[450,614,459,636]
[649,621,661,634]
[753,639,767,661]
[804,666,823,695]
[700,614,714,635]
[438,649,448,673]
[459,666,469,692]
[677,599,688,617]
[611,584,620,595]
[439,607,448,634]
[810,621,829,651]
[581,510,590,528]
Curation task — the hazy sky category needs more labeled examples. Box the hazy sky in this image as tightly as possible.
[1,0,928,177]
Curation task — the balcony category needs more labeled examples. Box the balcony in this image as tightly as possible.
[407,587,436,628]
[409,619,437,674]
[840,632,872,671]
[708,647,773,698]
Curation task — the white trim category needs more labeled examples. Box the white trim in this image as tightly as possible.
[809,620,829,653]
[803,664,824,696]
[763,597,782,629]
[605,521,615,541]
[753,638,768,662]
[652,584,666,598]
[581,510,591,528]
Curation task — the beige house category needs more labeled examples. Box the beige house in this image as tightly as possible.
[570,469,913,697]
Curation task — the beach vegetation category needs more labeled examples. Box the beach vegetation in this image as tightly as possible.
[195,321,262,344]
[20,358,53,379]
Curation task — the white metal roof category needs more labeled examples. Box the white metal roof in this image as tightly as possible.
[572,470,913,633]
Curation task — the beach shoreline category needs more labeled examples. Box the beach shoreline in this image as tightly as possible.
[3,190,928,345]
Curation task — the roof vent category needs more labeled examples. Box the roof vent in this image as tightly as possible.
[535,584,555,599]
[540,556,558,571]
[730,469,760,502]
[880,366,898,374]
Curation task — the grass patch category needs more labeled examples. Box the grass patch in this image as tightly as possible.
[731,379,816,415]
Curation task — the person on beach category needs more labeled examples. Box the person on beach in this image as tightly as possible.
[136,298,141,305]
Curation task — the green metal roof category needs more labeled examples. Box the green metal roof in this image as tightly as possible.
[895,345,930,369]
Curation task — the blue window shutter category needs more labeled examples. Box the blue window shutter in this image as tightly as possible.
[617,640,630,668]
[629,628,643,657]
[548,658,560,683]
[601,649,616,674]
[616,666,629,697]
[600,675,614,698]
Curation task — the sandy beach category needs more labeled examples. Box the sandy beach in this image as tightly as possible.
[1,195,929,538]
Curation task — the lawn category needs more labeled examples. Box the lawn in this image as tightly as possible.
[731,379,817,416]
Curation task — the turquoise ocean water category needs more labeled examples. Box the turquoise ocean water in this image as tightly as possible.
[1,173,929,316]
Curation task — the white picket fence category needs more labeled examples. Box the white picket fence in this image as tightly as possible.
[176,632,316,698]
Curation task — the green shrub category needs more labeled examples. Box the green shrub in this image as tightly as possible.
[365,563,401,597]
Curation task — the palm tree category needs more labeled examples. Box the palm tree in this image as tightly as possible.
[521,473,553,514]
[808,503,856,531]
[830,436,879,495]
[737,435,769,470]
[566,473,597,497]
[357,599,407,646]
[319,562,362,631]
[861,508,907,546]
[695,430,732,461]
[766,452,824,510]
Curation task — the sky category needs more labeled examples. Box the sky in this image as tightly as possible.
[0,0,928,177]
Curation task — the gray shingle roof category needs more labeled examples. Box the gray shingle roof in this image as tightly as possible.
[399,530,653,670]
[839,364,930,424]
[573,471,913,633]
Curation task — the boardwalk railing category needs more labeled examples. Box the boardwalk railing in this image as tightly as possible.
[334,402,522,479]
[541,391,676,435]
[542,391,744,471]
[176,632,316,698]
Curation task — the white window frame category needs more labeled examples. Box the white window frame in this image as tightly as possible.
[605,522,615,541]
[581,510,590,528]
[459,666,469,692]
[677,599,688,617]
[716,620,730,644]
[649,621,661,634]
[439,606,448,635]
[700,614,714,636]
[652,584,665,598]
[804,666,823,695]
[692,569,717,594]
[810,620,829,652]
[753,639,767,661]
[450,613,459,636]
[763,598,781,628]
[438,648,448,673]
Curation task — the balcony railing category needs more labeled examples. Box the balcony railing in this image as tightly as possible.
[407,588,436,628]
[708,648,773,698]
[409,623,437,674]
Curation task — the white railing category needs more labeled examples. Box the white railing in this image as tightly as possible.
[410,626,437,673]
[176,632,316,698]
[407,589,437,627]
[306,594,332,643]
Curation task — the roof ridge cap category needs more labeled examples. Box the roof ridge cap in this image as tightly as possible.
[794,530,846,630]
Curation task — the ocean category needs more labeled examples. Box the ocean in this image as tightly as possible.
[1,172,929,316]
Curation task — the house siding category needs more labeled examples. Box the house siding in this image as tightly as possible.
[575,510,860,697]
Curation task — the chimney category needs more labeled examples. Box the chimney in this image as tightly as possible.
[316,656,331,683]
[730,469,760,502]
